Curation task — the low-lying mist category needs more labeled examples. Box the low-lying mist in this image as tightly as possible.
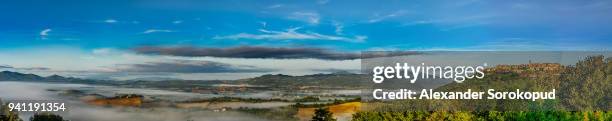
[0,81,271,121]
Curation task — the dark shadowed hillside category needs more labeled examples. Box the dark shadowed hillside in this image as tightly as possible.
[239,72,367,88]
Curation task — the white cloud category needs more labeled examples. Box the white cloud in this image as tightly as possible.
[40,29,51,36]
[172,20,183,24]
[39,29,51,40]
[333,22,344,35]
[213,27,366,42]
[104,19,118,23]
[288,12,320,24]
[92,48,114,55]
[61,38,80,41]
[267,4,283,9]
[143,29,174,34]
[368,10,407,23]
[355,35,368,41]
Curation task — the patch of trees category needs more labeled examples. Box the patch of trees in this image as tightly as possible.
[311,108,336,121]
[29,113,67,121]
[352,111,611,121]
[1,101,21,121]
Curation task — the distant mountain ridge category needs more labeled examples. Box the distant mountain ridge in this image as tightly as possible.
[0,71,46,81]
[0,71,74,81]
[0,71,108,84]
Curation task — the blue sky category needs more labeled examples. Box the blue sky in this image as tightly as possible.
[0,0,611,80]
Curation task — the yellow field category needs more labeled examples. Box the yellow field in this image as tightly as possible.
[297,102,361,121]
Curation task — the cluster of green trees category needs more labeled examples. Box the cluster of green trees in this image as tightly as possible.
[1,101,21,121]
[28,113,67,121]
[0,112,67,121]
[558,56,611,111]
[351,56,611,120]
[312,108,337,121]
[352,111,611,121]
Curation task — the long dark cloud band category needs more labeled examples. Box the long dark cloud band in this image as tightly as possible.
[133,46,419,60]
[116,60,274,73]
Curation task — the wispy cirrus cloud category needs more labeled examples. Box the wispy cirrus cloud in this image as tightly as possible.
[288,12,320,24]
[267,4,283,9]
[332,22,344,35]
[104,19,118,23]
[39,28,51,39]
[172,20,183,24]
[143,29,174,34]
[368,10,408,23]
[213,27,366,42]
[39,29,51,36]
